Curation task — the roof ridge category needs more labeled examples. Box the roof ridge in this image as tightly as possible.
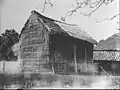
[31,10,77,26]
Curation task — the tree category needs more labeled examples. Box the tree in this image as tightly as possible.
[0,29,19,72]
[41,0,119,22]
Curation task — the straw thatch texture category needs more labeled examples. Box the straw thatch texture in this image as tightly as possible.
[55,22,97,45]
[23,10,97,44]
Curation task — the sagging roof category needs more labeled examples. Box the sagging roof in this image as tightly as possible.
[55,21,98,44]
[21,10,98,45]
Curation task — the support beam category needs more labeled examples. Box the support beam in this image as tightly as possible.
[52,64,55,74]
[0,11,1,35]
[74,44,78,74]
[50,35,55,74]
[85,48,87,64]
[52,52,55,74]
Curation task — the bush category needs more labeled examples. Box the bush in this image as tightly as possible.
[77,62,98,75]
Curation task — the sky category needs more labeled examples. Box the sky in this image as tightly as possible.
[1,0,119,42]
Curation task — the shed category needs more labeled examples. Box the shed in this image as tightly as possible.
[94,33,120,75]
[19,10,97,75]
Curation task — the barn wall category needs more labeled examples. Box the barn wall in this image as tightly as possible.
[19,13,50,75]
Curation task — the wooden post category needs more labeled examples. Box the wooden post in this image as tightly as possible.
[0,10,1,35]
[74,45,78,74]
[3,60,5,73]
[52,51,55,74]
[48,34,54,74]
[85,48,87,64]
[50,36,55,74]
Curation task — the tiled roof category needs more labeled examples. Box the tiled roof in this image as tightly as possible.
[93,50,120,61]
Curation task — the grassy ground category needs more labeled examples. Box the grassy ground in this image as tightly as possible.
[0,62,120,89]
[0,73,120,89]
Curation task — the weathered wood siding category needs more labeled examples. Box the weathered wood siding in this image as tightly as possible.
[20,13,50,74]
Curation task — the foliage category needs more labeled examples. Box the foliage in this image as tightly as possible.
[77,62,98,75]
[0,29,19,61]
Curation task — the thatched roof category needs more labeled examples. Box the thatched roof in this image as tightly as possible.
[21,10,98,45]
[94,33,120,50]
[55,22,98,44]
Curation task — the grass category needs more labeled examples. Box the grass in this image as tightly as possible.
[1,73,120,89]
[0,62,120,89]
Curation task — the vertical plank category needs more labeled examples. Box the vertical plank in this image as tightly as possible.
[52,50,55,74]
[0,11,1,35]
[74,44,78,74]
[66,58,68,75]
[85,48,87,64]
[49,35,55,74]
